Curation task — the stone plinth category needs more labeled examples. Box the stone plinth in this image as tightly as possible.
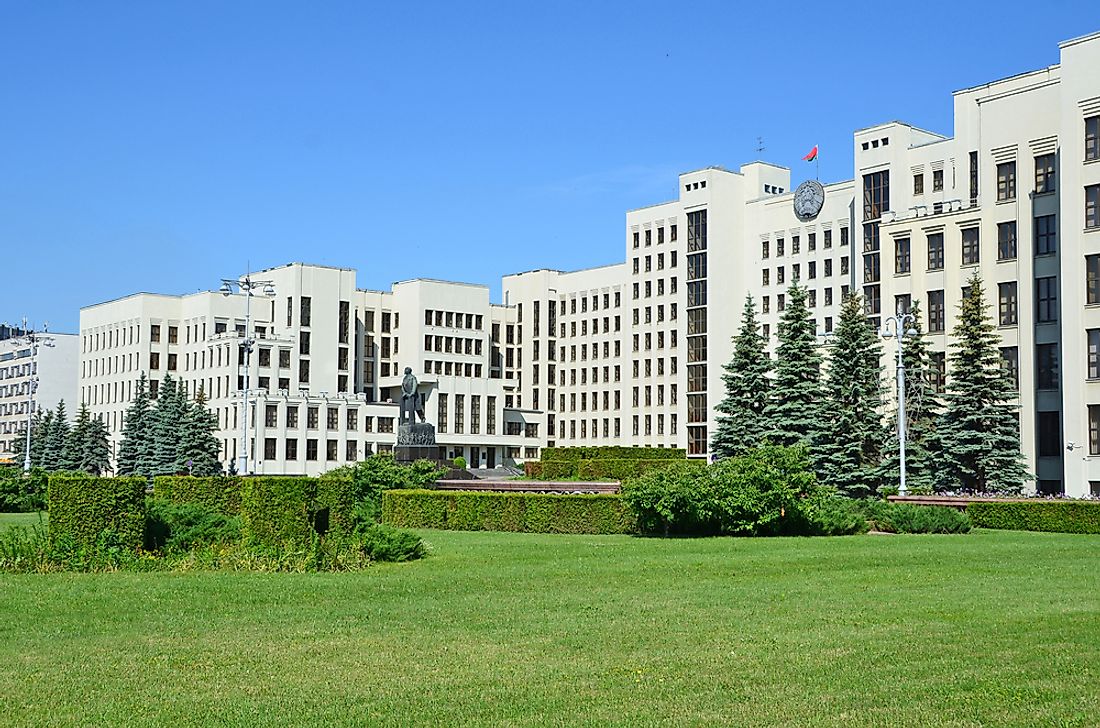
[395,422,442,464]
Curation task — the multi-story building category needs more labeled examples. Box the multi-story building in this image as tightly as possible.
[0,330,79,463]
[75,30,1100,495]
[79,264,542,475]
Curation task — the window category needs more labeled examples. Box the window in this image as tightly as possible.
[927,233,944,270]
[285,439,298,461]
[1090,329,1100,379]
[1037,412,1060,457]
[932,169,943,192]
[998,283,1017,326]
[1034,154,1056,194]
[961,227,979,265]
[996,162,1016,201]
[762,240,769,259]
[1088,255,1100,305]
[997,221,1017,260]
[300,296,312,327]
[150,324,161,343]
[894,237,910,274]
[914,173,924,195]
[437,394,448,434]
[1035,215,1057,255]
[862,170,889,221]
[1091,405,1100,455]
[1087,115,1100,161]
[1036,277,1058,323]
[927,290,945,333]
[1000,347,1019,389]
[1036,343,1059,390]
[150,352,160,370]
[264,438,276,460]
[687,210,707,252]
[306,439,318,461]
[1088,185,1100,229]
[266,405,278,427]
[969,151,978,203]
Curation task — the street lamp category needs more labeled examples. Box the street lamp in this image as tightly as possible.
[15,319,55,473]
[220,272,276,475]
[882,312,918,496]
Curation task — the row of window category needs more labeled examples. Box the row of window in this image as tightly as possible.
[762,258,848,286]
[761,227,850,259]
[556,414,680,441]
[631,277,679,300]
[631,224,678,248]
[559,316,624,338]
[422,310,485,331]
[632,252,679,275]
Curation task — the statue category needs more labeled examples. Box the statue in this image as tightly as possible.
[400,367,426,424]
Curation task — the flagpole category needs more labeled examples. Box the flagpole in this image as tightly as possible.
[816,145,819,181]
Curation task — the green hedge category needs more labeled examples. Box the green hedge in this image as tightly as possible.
[47,473,147,551]
[240,476,318,546]
[967,500,1100,534]
[315,472,357,533]
[576,459,676,481]
[382,489,636,534]
[540,446,686,462]
[153,475,241,515]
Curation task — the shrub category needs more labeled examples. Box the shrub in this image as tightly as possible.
[382,490,636,534]
[453,456,467,469]
[540,447,686,462]
[356,524,426,561]
[144,498,241,552]
[47,473,146,551]
[708,445,819,536]
[967,500,1100,534]
[240,476,318,547]
[620,461,710,534]
[0,467,47,512]
[323,455,443,523]
[153,475,241,514]
[874,503,970,534]
[804,497,871,536]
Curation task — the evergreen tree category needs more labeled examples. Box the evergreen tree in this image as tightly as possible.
[66,403,92,472]
[84,415,112,476]
[28,409,49,468]
[117,373,153,476]
[42,400,70,471]
[879,302,941,491]
[711,295,772,459]
[935,272,1030,493]
[813,293,887,497]
[180,386,222,476]
[151,374,187,475]
[763,281,823,447]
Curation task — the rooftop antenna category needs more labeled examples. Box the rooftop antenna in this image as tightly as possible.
[756,137,766,154]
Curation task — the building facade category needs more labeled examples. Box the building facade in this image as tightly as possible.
[0,331,80,463]
[76,30,1100,494]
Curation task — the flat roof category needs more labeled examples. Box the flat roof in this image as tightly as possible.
[952,64,1059,96]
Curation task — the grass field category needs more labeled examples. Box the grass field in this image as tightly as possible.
[1,528,1097,727]
[0,511,45,532]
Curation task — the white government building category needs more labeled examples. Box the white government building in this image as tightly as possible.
[0,328,79,463]
[79,30,1100,495]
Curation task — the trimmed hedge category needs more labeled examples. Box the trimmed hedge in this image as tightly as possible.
[968,500,1100,534]
[153,475,242,515]
[315,472,357,533]
[47,473,147,551]
[240,476,318,546]
[540,446,686,462]
[382,489,636,534]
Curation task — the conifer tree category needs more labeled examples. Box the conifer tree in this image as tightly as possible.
[180,385,222,476]
[935,272,1029,493]
[29,409,49,468]
[879,302,941,491]
[151,374,186,475]
[711,295,772,459]
[813,293,887,497]
[763,281,823,447]
[42,400,70,471]
[66,403,92,472]
[117,373,153,476]
[84,415,112,476]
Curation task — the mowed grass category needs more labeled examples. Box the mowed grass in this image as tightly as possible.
[0,511,45,532]
[1,529,1098,727]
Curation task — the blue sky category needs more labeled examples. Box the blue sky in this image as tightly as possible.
[1,1,1095,332]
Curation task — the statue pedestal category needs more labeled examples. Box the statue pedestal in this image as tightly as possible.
[395,423,442,464]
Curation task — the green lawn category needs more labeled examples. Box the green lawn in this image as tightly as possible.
[0,511,45,532]
[1,529,1097,727]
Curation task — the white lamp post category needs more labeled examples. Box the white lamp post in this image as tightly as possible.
[15,320,54,473]
[220,273,276,475]
[881,312,918,496]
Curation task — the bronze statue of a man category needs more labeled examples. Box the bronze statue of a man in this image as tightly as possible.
[400,367,426,424]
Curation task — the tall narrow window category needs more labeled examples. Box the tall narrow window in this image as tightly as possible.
[927,290,945,333]
[1000,347,1019,389]
[1036,343,1059,390]
[1087,254,1100,305]
[895,237,911,273]
[998,282,1018,326]
[961,227,980,265]
[1087,185,1100,229]
[996,162,1016,201]
[927,233,944,270]
[1036,276,1058,323]
[1035,215,1057,255]
[1086,115,1099,162]
[969,151,978,203]
[1090,405,1100,455]
[1034,154,1056,194]
[932,169,943,192]
[997,221,1017,260]
[1089,329,1100,379]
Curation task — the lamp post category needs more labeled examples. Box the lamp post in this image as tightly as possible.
[220,273,276,475]
[882,312,918,496]
[16,319,54,473]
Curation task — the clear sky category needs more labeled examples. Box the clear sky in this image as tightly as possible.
[1,1,1095,332]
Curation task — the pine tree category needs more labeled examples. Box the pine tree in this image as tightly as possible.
[180,386,222,476]
[711,295,772,459]
[28,409,49,468]
[812,293,887,497]
[117,373,153,476]
[935,272,1030,493]
[150,374,186,475]
[879,301,941,491]
[85,415,112,476]
[764,281,823,447]
[42,400,70,471]
[66,403,92,472]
